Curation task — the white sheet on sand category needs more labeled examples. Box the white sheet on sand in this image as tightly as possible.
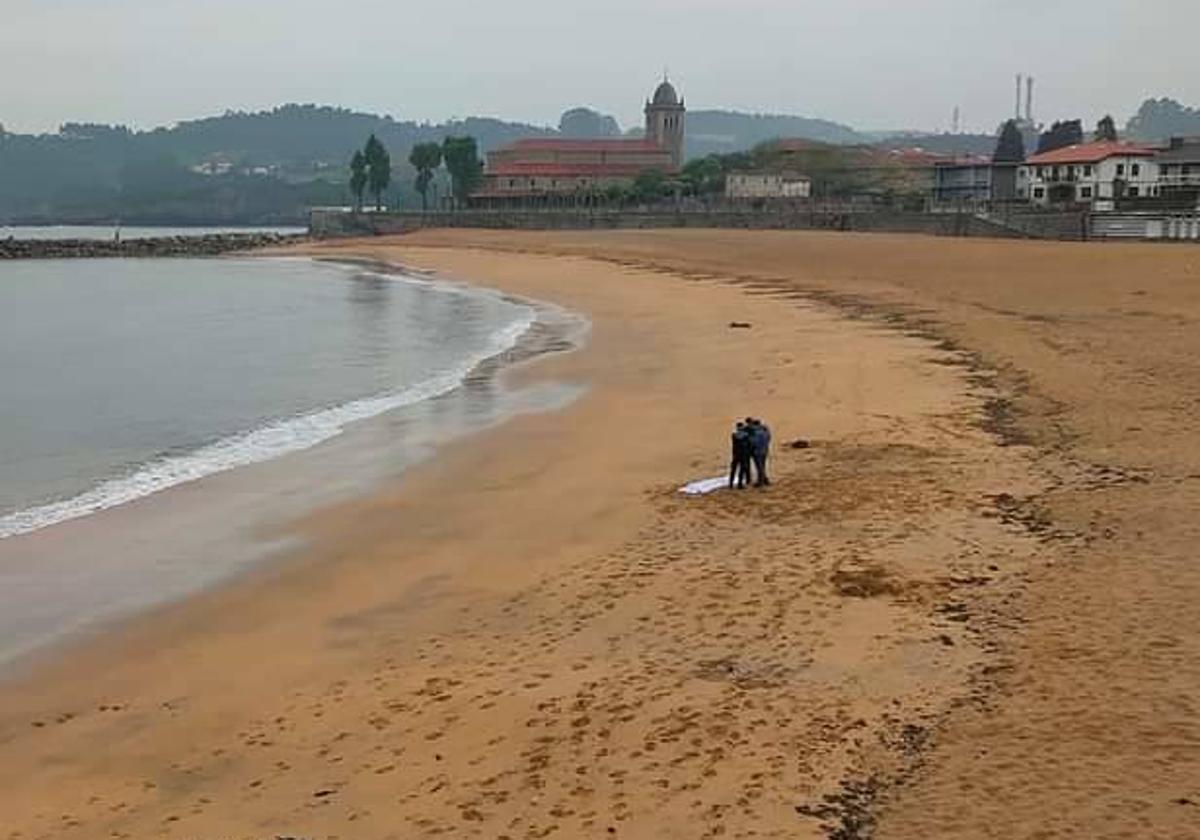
[678,476,728,495]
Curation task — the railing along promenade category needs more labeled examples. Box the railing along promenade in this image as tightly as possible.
[310,204,1077,240]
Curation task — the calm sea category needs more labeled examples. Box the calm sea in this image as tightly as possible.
[0,257,585,669]
[0,257,535,537]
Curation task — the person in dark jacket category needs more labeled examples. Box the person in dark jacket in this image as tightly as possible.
[729,422,753,489]
[747,417,772,486]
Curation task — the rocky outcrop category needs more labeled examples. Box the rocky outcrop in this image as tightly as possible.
[0,232,308,259]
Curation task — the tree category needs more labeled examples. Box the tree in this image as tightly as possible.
[992,119,1026,163]
[363,134,391,210]
[441,135,483,207]
[1094,115,1118,142]
[558,107,621,138]
[1037,119,1084,154]
[349,150,367,210]
[408,142,443,211]
[603,183,629,206]
[680,156,725,196]
[630,169,668,204]
[1126,97,1200,141]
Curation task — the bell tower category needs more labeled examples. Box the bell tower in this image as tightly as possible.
[644,76,686,169]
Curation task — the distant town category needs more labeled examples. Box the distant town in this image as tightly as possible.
[316,77,1200,242]
[3,76,1200,240]
[469,75,1200,223]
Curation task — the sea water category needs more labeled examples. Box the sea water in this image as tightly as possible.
[0,257,583,667]
[0,257,536,537]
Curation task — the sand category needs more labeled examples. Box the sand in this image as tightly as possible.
[1,230,1197,839]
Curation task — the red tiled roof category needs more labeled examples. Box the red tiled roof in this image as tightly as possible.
[488,163,659,177]
[1026,141,1156,165]
[503,137,664,153]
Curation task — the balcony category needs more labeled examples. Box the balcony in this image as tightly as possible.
[1158,172,1200,186]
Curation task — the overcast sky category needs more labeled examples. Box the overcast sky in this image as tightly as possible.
[2,0,1197,135]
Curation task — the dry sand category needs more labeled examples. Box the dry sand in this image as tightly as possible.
[1,230,1197,839]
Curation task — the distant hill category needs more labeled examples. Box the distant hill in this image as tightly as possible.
[146,104,555,166]
[0,104,556,224]
[1126,98,1200,142]
[872,132,997,157]
[684,110,865,157]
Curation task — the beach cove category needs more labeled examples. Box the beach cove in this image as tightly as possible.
[2,229,1195,838]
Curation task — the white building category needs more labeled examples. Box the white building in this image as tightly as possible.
[1155,137,1200,206]
[726,171,812,200]
[1021,141,1158,208]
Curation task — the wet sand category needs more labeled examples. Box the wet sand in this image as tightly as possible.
[1,230,1196,839]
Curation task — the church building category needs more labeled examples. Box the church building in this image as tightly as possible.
[472,78,686,204]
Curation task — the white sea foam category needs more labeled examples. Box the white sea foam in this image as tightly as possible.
[0,304,537,540]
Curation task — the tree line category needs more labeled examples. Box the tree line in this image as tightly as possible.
[347,135,483,211]
[991,113,1124,165]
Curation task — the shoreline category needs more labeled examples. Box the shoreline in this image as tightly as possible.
[0,256,587,675]
[0,232,1049,839]
[0,256,582,541]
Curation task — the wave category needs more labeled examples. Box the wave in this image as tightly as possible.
[0,307,536,540]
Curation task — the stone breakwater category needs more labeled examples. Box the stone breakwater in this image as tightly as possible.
[0,232,308,260]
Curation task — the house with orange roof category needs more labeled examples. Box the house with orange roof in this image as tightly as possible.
[1020,141,1159,207]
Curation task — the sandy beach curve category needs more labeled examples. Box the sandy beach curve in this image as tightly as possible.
[2,229,1197,839]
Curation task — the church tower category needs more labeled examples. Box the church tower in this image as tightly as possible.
[645,77,686,169]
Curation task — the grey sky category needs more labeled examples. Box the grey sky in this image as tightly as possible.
[2,0,1197,136]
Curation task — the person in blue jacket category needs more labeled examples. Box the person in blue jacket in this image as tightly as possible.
[746,417,772,486]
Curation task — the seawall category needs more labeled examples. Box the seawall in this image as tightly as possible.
[310,207,1090,241]
[0,232,308,260]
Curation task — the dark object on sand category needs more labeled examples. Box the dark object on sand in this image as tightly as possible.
[728,321,752,329]
[789,439,812,449]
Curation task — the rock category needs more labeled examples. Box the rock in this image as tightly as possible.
[0,232,307,260]
[728,321,752,328]
[789,439,812,449]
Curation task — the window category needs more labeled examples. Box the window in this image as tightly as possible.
[1184,164,1193,176]
[1036,166,1043,178]
[1132,163,1141,177]
[1117,163,1125,176]
[1033,187,1045,199]
[1080,186,1093,198]
[1128,186,1140,197]
[1084,165,1092,177]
